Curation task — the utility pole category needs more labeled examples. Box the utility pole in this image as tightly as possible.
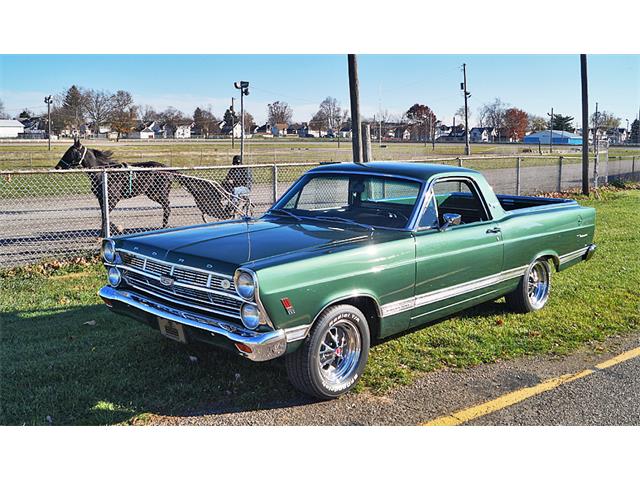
[234,82,250,162]
[547,108,554,153]
[461,63,471,156]
[348,54,363,163]
[593,101,599,187]
[580,54,589,195]
[44,95,53,151]
[230,97,235,149]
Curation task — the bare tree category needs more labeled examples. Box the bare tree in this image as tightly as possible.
[267,101,293,125]
[312,97,347,131]
[84,89,116,134]
[0,99,9,119]
[138,104,160,123]
[591,110,621,130]
[478,98,508,138]
[110,91,137,140]
[528,114,547,132]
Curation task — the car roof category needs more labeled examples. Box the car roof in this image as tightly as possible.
[307,161,477,182]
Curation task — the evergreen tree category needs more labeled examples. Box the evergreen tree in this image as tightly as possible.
[549,114,574,132]
[61,85,86,131]
[631,119,640,143]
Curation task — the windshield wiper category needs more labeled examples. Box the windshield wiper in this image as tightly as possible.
[268,208,303,222]
[314,215,375,233]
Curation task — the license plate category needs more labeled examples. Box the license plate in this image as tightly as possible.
[158,318,187,344]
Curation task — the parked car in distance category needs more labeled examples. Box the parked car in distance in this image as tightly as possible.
[99,162,596,399]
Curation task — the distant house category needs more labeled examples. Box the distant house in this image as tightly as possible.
[470,127,497,143]
[129,122,156,139]
[19,117,47,139]
[298,123,326,138]
[272,123,288,137]
[435,124,452,140]
[0,119,25,138]
[170,123,193,139]
[338,126,352,138]
[523,130,582,145]
[220,121,243,138]
[287,123,303,135]
[607,128,627,144]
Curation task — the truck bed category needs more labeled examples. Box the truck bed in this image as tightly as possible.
[496,194,576,212]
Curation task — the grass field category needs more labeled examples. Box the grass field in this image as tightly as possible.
[1,139,637,169]
[1,187,639,425]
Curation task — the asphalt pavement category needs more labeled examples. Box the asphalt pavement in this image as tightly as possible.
[146,332,640,426]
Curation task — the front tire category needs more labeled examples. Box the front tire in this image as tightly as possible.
[505,258,551,313]
[285,304,370,400]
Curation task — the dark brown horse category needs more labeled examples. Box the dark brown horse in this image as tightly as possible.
[55,139,173,236]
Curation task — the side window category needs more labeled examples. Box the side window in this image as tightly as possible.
[432,179,488,225]
[418,194,438,229]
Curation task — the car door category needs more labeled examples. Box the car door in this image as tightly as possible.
[410,176,504,327]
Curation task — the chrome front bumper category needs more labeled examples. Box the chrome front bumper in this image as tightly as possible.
[98,286,302,361]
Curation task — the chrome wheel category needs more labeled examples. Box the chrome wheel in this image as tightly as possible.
[317,319,362,389]
[527,261,550,309]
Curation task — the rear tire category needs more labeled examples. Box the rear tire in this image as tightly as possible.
[285,304,370,400]
[505,258,551,313]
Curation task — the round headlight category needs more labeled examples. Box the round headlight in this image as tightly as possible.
[235,271,255,300]
[241,303,261,330]
[108,267,121,287]
[102,240,116,263]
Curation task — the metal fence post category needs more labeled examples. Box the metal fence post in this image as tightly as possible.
[633,156,636,177]
[516,157,521,195]
[457,157,462,168]
[101,170,111,238]
[558,156,563,192]
[272,165,279,202]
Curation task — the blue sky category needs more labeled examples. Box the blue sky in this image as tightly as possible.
[1,54,638,127]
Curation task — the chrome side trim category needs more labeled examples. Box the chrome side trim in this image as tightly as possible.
[99,286,286,362]
[381,265,527,318]
[559,246,590,264]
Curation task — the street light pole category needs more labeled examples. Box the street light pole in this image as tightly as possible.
[461,63,471,156]
[230,97,235,149]
[44,95,53,151]
[547,108,554,153]
[234,82,250,162]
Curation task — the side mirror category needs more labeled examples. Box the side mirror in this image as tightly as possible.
[440,213,462,231]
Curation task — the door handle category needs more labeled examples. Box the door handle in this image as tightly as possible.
[486,227,501,234]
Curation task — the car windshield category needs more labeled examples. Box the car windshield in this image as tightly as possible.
[270,173,423,229]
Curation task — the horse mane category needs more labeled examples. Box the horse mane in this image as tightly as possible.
[90,148,120,167]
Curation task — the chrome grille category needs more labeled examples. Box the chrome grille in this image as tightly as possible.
[118,250,241,317]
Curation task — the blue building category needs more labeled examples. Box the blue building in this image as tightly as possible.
[524,130,582,145]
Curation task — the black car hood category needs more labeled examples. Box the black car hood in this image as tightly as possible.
[116,218,370,275]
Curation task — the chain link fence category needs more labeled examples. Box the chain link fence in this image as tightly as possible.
[1,155,638,268]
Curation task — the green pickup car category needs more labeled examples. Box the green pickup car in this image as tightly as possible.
[99,162,596,399]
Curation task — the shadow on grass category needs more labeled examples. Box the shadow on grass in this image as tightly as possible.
[0,305,317,426]
[1,299,510,426]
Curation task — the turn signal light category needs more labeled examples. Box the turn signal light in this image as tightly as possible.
[235,343,253,354]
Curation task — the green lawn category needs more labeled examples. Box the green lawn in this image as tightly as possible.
[1,188,639,425]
